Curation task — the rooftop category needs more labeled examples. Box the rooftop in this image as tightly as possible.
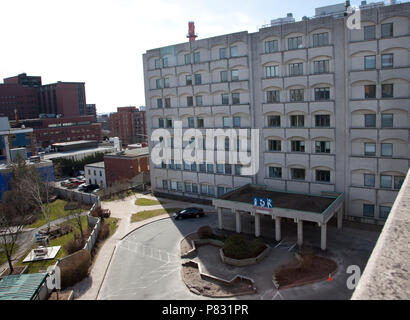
[105,147,149,158]
[85,161,105,168]
[0,273,48,300]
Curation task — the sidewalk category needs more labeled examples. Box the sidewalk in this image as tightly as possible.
[75,193,214,300]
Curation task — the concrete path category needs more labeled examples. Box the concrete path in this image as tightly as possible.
[74,193,214,300]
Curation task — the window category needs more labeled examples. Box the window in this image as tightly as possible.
[364,174,375,187]
[381,54,393,68]
[221,94,229,105]
[315,141,330,153]
[164,97,171,108]
[290,89,304,102]
[220,71,228,82]
[235,165,242,176]
[316,170,330,182]
[193,51,200,63]
[156,79,162,89]
[268,140,281,151]
[289,63,303,76]
[158,118,164,128]
[364,143,376,156]
[186,75,192,86]
[364,85,376,99]
[230,46,238,57]
[232,93,240,104]
[314,88,330,101]
[267,90,280,103]
[291,168,305,180]
[157,98,163,108]
[291,140,305,152]
[223,117,230,128]
[185,182,192,193]
[217,164,224,174]
[192,184,198,193]
[162,180,168,189]
[379,206,391,219]
[162,57,169,67]
[191,162,197,171]
[381,114,393,128]
[364,55,376,70]
[265,65,279,78]
[269,167,282,178]
[217,186,225,197]
[381,175,392,189]
[233,116,241,128]
[207,163,214,173]
[268,115,281,127]
[364,114,376,128]
[200,184,207,194]
[315,115,330,127]
[195,95,203,106]
[199,163,206,172]
[314,60,329,74]
[175,162,182,170]
[381,143,393,157]
[265,40,278,53]
[231,69,239,81]
[208,186,215,197]
[364,25,376,40]
[381,23,393,38]
[394,176,404,190]
[187,96,193,107]
[219,48,226,59]
[169,159,174,169]
[164,77,170,88]
[290,115,304,127]
[197,118,204,128]
[363,204,374,217]
[313,32,329,47]
[155,59,161,69]
[225,164,232,174]
[382,84,393,98]
[184,54,191,64]
[194,74,202,85]
[224,137,230,151]
[188,117,195,128]
[166,118,172,128]
[288,36,302,50]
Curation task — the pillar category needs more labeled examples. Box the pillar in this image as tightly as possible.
[321,222,327,250]
[337,208,343,230]
[235,211,242,233]
[217,207,223,230]
[297,219,303,246]
[255,212,261,237]
[275,216,281,241]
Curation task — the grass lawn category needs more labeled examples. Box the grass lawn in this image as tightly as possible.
[25,199,87,229]
[16,216,88,274]
[105,217,119,237]
[131,208,182,223]
[0,244,19,266]
[135,198,161,206]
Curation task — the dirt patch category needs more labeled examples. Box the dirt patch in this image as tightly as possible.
[48,290,73,300]
[275,255,337,289]
[182,262,255,298]
[180,233,199,257]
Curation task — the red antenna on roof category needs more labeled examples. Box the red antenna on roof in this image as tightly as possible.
[187,21,198,42]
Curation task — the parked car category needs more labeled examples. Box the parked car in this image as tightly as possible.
[173,207,205,219]
[80,184,100,193]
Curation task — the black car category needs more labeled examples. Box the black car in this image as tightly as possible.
[173,207,205,219]
[79,184,99,193]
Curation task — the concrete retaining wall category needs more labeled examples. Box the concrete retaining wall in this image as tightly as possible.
[220,245,270,267]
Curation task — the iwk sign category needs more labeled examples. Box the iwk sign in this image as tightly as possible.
[252,196,273,209]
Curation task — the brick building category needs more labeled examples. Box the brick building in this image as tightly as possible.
[104,147,149,187]
[109,106,147,145]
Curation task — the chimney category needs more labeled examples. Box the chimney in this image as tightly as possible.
[14,108,19,123]
[187,21,198,42]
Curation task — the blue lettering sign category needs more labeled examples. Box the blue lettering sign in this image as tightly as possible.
[252,196,273,209]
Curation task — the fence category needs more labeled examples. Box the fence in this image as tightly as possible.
[83,216,101,253]
[53,186,100,205]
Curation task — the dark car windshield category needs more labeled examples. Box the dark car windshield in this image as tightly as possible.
[179,209,188,214]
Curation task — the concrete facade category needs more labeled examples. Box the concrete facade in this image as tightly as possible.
[143,2,410,225]
[85,161,106,187]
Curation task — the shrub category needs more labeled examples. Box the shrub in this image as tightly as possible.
[64,232,84,255]
[59,249,91,288]
[197,226,213,239]
[64,202,80,211]
[98,223,110,241]
[91,206,103,218]
[223,234,266,260]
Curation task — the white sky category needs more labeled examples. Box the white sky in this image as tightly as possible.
[1,0,369,114]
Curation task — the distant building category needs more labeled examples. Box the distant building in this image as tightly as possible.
[109,106,147,146]
[84,161,106,187]
[86,104,97,117]
[104,147,149,187]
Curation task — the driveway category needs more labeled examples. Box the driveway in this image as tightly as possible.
[98,208,379,300]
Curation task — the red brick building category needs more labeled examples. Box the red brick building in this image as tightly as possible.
[109,106,146,146]
[104,147,149,187]
[10,115,101,148]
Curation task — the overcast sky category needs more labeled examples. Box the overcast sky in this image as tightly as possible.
[1,0,369,114]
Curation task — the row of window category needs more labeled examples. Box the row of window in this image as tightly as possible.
[363,23,394,41]
[156,116,241,129]
[264,60,330,77]
[363,54,394,69]
[363,174,404,189]
[363,204,391,219]
[267,139,331,154]
[155,92,242,108]
[364,84,394,99]
[264,32,330,53]
[161,162,243,175]
[162,180,233,197]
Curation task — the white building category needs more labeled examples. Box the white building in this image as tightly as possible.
[143,1,410,225]
[84,161,106,187]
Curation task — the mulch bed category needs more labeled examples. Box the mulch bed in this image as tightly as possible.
[48,290,73,300]
[180,233,199,257]
[275,256,337,289]
[182,263,255,298]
